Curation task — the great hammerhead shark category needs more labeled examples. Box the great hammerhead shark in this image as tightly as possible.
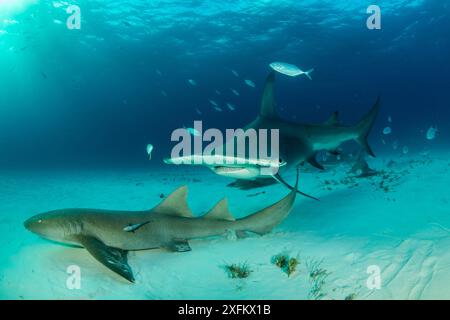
[165,72,380,198]
[226,71,380,193]
[24,172,299,283]
[247,71,380,172]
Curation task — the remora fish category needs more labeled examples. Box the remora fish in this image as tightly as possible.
[164,154,286,180]
[164,155,317,200]
[24,172,299,283]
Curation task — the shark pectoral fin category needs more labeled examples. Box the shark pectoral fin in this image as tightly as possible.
[307,155,324,170]
[77,236,135,283]
[166,239,191,252]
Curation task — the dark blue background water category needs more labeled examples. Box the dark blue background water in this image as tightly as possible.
[0,0,448,169]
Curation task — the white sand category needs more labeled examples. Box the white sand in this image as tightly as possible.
[0,152,449,300]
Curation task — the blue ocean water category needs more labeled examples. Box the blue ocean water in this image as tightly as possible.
[1,0,450,300]
[1,0,448,168]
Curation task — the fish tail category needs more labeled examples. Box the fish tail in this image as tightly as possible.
[305,68,314,80]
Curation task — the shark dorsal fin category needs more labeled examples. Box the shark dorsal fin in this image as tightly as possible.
[259,71,278,119]
[204,198,235,221]
[154,186,193,218]
[324,111,340,126]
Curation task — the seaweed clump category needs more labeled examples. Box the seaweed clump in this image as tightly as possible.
[344,293,357,300]
[306,258,330,300]
[224,263,252,279]
[272,253,299,277]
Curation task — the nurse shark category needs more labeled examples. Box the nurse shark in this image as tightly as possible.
[24,171,299,283]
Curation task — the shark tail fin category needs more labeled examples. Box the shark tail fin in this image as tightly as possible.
[354,96,381,157]
[304,68,314,80]
[237,169,299,235]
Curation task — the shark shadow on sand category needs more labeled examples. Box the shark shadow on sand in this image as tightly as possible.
[348,150,378,178]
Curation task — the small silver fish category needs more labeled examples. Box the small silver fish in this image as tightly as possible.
[245,79,256,88]
[146,144,154,160]
[426,126,438,140]
[226,103,235,111]
[230,69,239,77]
[231,89,240,96]
[186,127,201,137]
[270,62,314,79]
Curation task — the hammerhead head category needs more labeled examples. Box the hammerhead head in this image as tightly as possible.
[24,171,299,283]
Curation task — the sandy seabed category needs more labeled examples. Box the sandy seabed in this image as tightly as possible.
[0,152,449,300]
